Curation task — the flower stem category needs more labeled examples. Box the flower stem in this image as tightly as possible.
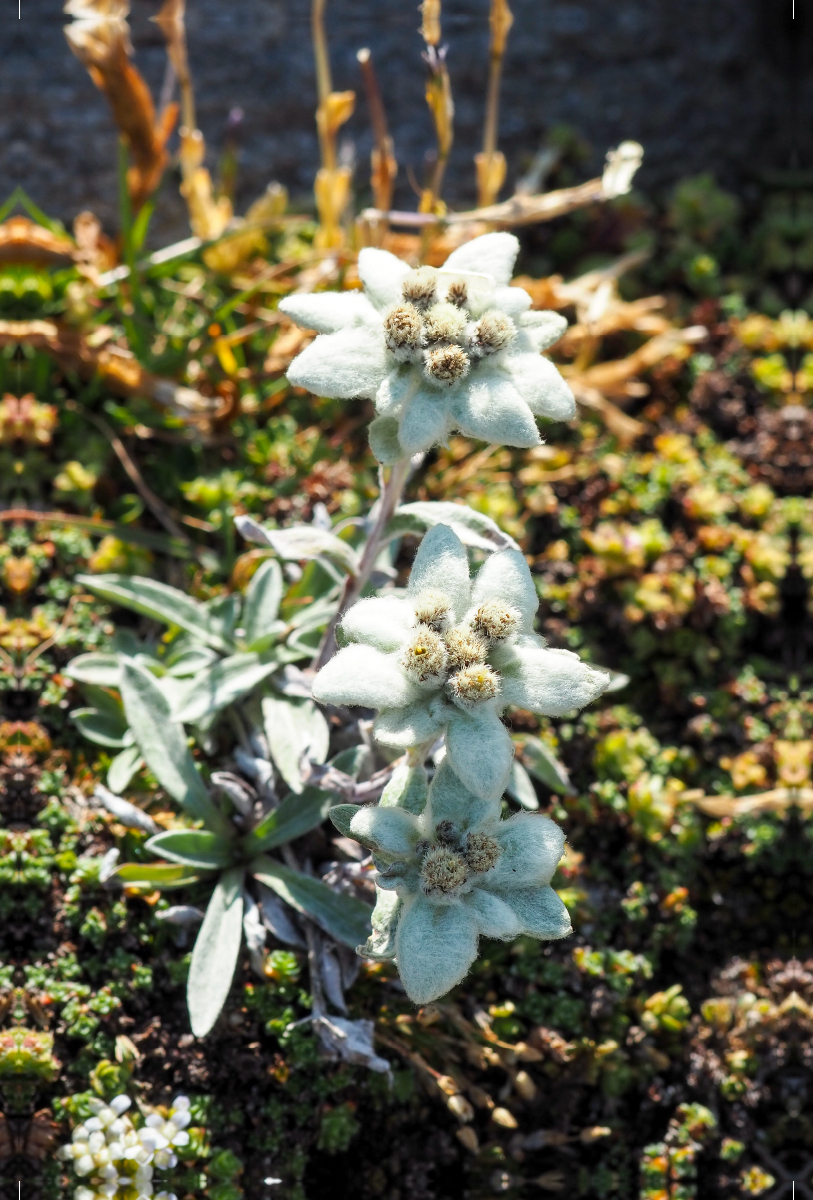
[313,456,411,671]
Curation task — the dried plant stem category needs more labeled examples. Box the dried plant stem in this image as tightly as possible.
[311,0,355,247]
[476,0,513,207]
[313,456,411,671]
[357,48,398,225]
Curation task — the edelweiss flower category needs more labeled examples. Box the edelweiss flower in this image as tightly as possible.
[336,758,571,1004]
[312,524,609,800]
[279,232,575,463]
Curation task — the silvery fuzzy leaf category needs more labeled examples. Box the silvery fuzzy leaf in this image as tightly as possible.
[71,707,132,750]
[211,772,256,816]
[234,519,360,576]
[605,671,631,693]
[271,664,315,699]
[172,653,279,725]
[379,762,428,815]
[257,883,305,947]
[164,646,220,677]
[373,699,445,750]
[368,414,404,466]
[391,502,520,553]
[395,894,479,1005]
[426,758,500,831]
[407,523,471,622]
[518,735,571,795]
[329,804,361,839]
[517,309,569,351]
[242,890,267,975]
[76,574,234,653]
[466,887,522,940]
[506,759,540,811]
[469,548,538,633]
[357,246,412,310]
[98,847,120,885]
[358,887,401,961]
[492,285,533,316]
[312,643,421,711]
[262,694,330,793]
[286,324,389,401]
[93,784,158,834]
[486,813,565,890]
[64,652,122,688]
[233,748,275,796]
[442,232,519,288]
[319,942,348,1014]
[397,387,453,457]
[445,706,515,802]
[341,595,414,652]
[499,645,609,716]
[107,745,144,795]
[155,905,205,927]
[252,857,372,948]
[451,374,541,449]
[338,944,361,989]
[349,805,421,857]
[314,1016,390,1073]
[187,868,246,1038]
[501,885,572,939]
[279,290,379,333]
[242,558,285,649]
[502,352,576,421]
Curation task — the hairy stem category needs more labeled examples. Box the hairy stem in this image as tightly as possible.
[313,456,411,671]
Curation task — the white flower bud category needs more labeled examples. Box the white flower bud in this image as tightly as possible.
[464,831,501,874]
[171,1096,190,1110]
[58,1144,76,1161]
[108,1118,127,1137]
[470,600,522,641]
[97,1107,116,1128]
[446,663,501,708]
[170,1130,190,1147]
[399,626,448,684]
[420,846,469,895]
[402,266,438,310]
[423,344,470,387]
[97,1184,118,1199]
[412,588,452,632]
[470,310,516,357]
[74,1188,95,1200]
[88,1131,106,1153]
[85,1118,104,1133]
[74,1154,95,1176]
[72,1126,90,1143]
[110,1095,132,1115]
[422,301,468,345]
[443,625,487,672]
[106,1141,124,1161]
[97,1165,118,1180]
[154,1149,178,1169]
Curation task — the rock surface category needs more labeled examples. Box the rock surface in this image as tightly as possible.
[1,0,807,240]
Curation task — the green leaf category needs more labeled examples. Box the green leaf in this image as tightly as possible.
[506,759,540,811]
[252,857,371,948]
[115,862,212,889]
[329,745,373,780]
[164,647,220,677]
[328,804,362,839]
[235,520,359,576]
[107,745,144,793]
[64,652,122,688]
[187,868,245,1037]
[243,559,284,648]
[519,735,571,794]
[146,830,235,870]
[70,708,132,749]
[172,653,278,725]
[245,786,334,854]
[262,695,330,793]
[76,575,235,652]
[388,501,520,552]
[119,660,230,835]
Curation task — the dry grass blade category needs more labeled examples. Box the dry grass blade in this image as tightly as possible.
[476,0,513,208]
[357,48,398,231]
[686,788,813,817]
[64,0,177,211]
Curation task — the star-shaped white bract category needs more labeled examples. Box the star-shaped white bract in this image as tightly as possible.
[279,232,575,463]
[339,758,571,1004]
[312,524,609,801]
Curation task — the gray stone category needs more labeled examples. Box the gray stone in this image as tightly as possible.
[1,0,807,242]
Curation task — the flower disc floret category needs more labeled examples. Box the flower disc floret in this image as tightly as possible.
[445,278,468,307]
[464,831,501,874]
[422,301,468,344]
[420,845,469,895]
[447,663,501,708]
[443,624,487,671]
[471,309,516,356]
[412,587,452,631]
[383,302,423,361]
[471,600,522,640]
[400,626,448,684]
[402,266,438,310]
[423,343,470,386]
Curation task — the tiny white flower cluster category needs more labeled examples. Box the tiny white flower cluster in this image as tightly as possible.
[57,1093,192,1200]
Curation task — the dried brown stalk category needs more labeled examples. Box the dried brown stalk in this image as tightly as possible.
[153,0,232,240]
[311,0,355,248]
[356,48,398,233]
[476,0,513,208]
[64,0,177,211]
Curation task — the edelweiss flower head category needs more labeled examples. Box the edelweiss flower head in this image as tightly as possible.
[335,758,572,1003]
[312,523,610,801]
[279,232,575,464]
